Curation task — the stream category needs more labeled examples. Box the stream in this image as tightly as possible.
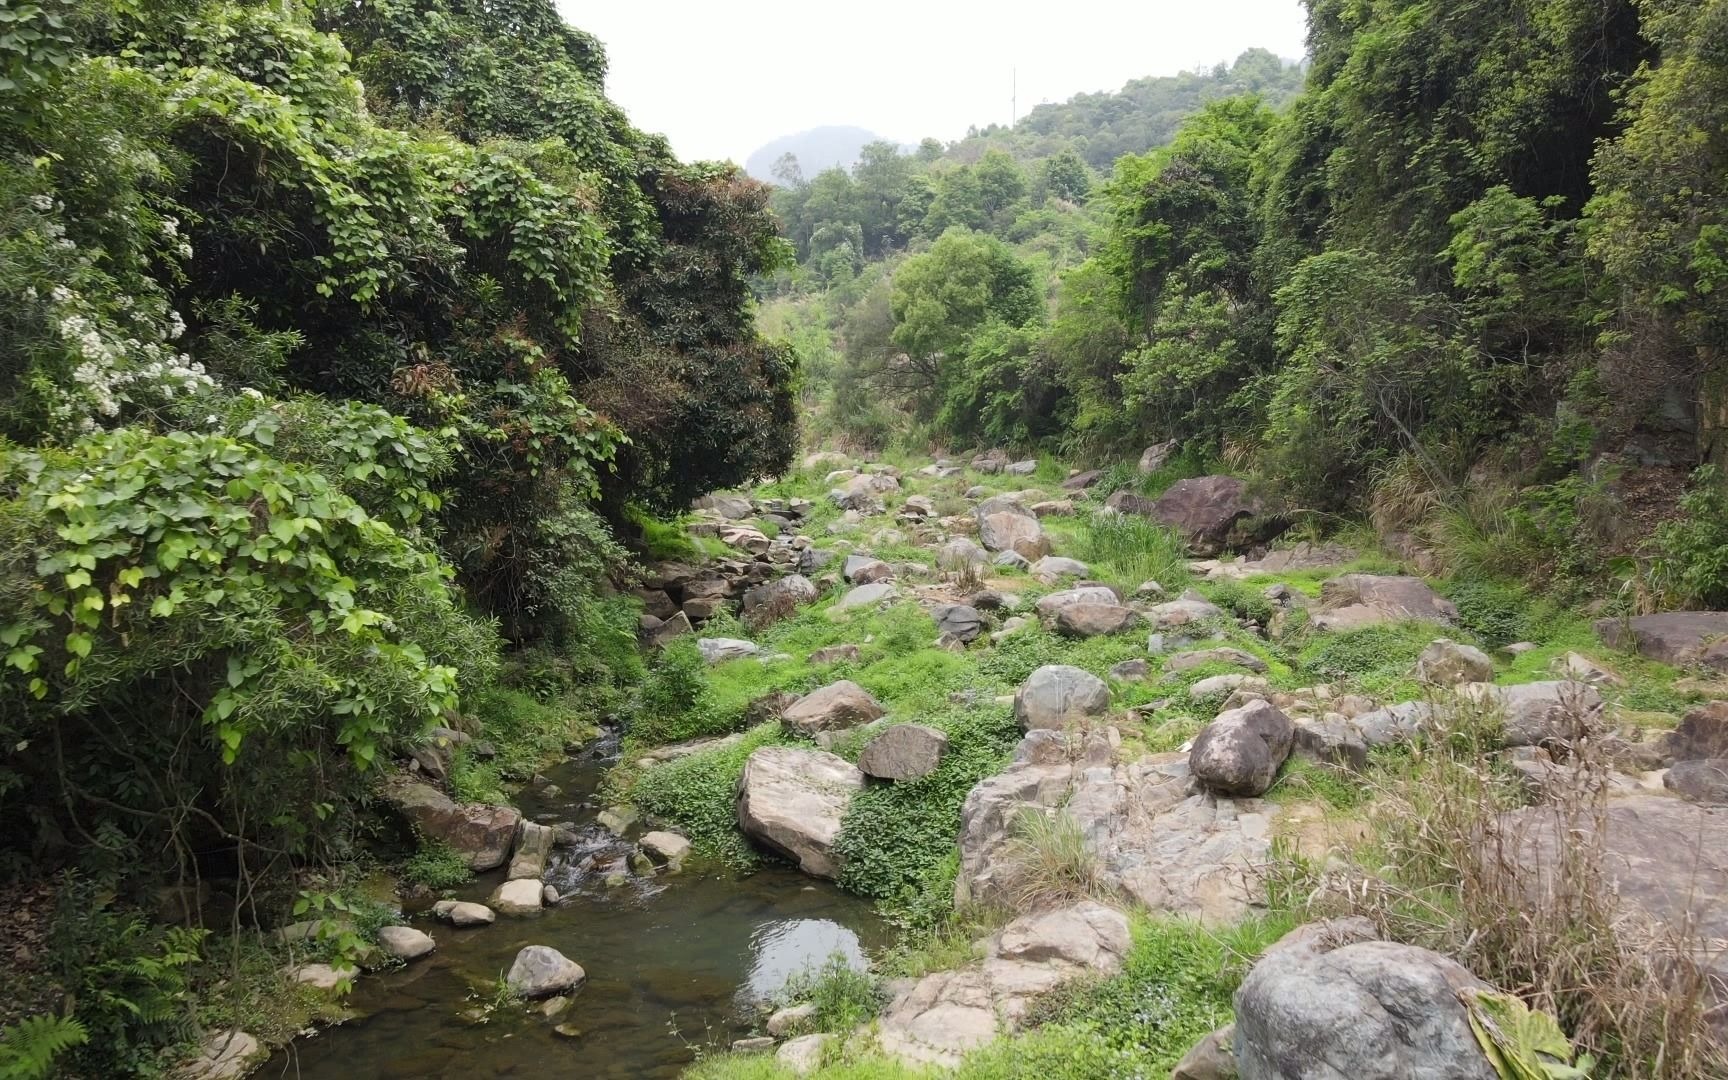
[264,734,888,1079]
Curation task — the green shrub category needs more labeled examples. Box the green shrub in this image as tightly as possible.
[1001,810,1107,910]
[400,840,472,891]
[1297,622,1441,691]
[775,953,885,1035]
[629,723,786,867]
[0,1016,87,1080]
[1650,466,1728,609]
[629,637,725,745]
[1200,578,1275,624]
[1443,578,1551,648]
[1071,510,1190,594]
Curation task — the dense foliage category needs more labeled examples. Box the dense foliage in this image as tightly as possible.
[0,2,793,1063]
[777,0,1728,599]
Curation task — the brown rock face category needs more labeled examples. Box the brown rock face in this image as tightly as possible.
[381,777,520,871]
[1151,475,1262,555]
[780,680,886,735]
[1313,574,1458,631]
[1672,701,1728,760]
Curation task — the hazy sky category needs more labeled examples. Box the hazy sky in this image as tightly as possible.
[558,1,1311,164]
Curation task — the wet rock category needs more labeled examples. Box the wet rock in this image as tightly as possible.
[859,723,950,780]
[1190,701,1293,797]
[782,680,885,736]
[508,821,554,880]
[490,878,544,916]
[776,1033,832,1075]
[1665,759,1728,805]
[542,884,561,905]
[596,807,638,835]
[639,830,692,869]
[377,925,435,961]
[1233,936,1495,1080]
[179,1030,263,1080]
[380,778,520,872]
[506,945,585,998]
[930,603,984,643]
[1415,639,1493,686]
[834,582,899,610]
[732,1036,777,1052]
[1594,611,1728,670]
[699,637,762,664]
[1165,648,1268,675]
[809,644,861,666]
[736,747,865,879]
[1313,574,1458,632]
[430,900,495,927]
[1014,665,1112,731]
[1054,603,1140,638]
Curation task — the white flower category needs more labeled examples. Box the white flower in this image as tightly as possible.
[28,194,53,212]
[50,286,71,303]
[22,286,37,301]
[241,387,265,400]
[161,216,179,238]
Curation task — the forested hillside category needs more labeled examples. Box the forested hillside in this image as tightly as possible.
[775,0,1727,608]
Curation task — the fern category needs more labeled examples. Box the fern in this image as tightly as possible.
[0,1015,88,1080]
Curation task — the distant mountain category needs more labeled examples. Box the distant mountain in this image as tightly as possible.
[745,126,895,186]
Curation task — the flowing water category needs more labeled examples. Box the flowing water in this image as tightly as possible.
[263,735,887,1079]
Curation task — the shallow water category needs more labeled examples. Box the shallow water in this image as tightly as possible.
[263,737,887,1079]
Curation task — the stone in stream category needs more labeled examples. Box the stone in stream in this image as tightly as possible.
[1233,930,1496,1080]
[858,723,949,781]
[508,821,554,880]
[1189,700,1294,797]
[781,680,885,735]
[736,747,865,880]
[179,1030,263,1080]
[766,1002,818,1036]
[291,963,347,991]
[731,1037,777,1053]
[490,878,544,915]
[1415,638,1494,685]
[380,777,520,872]
[1013,665,1112,731]
[506,945,586,998]
[430,899,496,926]
[376,925,435,961]
[638,830,692,869]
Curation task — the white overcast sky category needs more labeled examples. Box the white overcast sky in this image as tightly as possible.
[556,1,1311,164]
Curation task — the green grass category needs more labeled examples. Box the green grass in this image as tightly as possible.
[398,840,472,890]
[774,953,885,1036]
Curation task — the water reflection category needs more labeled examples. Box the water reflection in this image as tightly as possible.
[742,918,867,1003]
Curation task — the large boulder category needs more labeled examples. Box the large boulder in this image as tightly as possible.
[1033,586,1119,623]
[742,574,818,613]
[1313,574,1458,632]
[1189,701,1294,797]
[858,723,950,780]
[1138,440,1178,474]
[506,945,585,998]
[1594,611,1728,670]
[508,821,554,880]
[1013,665,1111,731]
[694,493,753,520]
[930,603,984,643]
[1146,596,1225,630]
[1460,679,1603,746]
[781,680,886,735]
[875,901,1130,1069]
[973,496,1050,559]
[736,747,865,879]
[380,778,520,871]
[489,877,543,915]
[1122,475,1262,555]
[1666,759,1728,805]
[1054,603,1140,638]
[1671,700,1728,760]
[843,555,894,585]
[699,637,763,664]
[1415,639,1493,686]
[376,925,435,961]
[834,582,899,610]
[1030,555,1090,582]
[1234,934,1495,1080]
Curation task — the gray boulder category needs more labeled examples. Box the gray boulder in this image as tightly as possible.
[1189,700,1294,796]
[508,821,554,880]
[1054,603,1140,638]
[1138,440,1178,474]
[974,496,1051,559]
[859,723,950,781]
[376,925,435,961]
[380,778,520,872]
[699,637,762,664]
[506,945,586,998]
[1030,556,1089,581]
[835,582,899,610]
[1033,586,1119,623]
[938,538,990,571]
[1594,611,1728,670]
[931,603,984,643]
[742,574,818,613]
[843,555,894,585]
[1164,647,1268,675]
[781,680,885,735]
[1313,574,1457,632]
[736,747,865,879]
[1665,758,1728,805]
[1148,475,1263,555]
[1014,665,1112,731]
[1462,679,1603,746]
[1671,700,1728,760]
[1415,639,1493,685]
[1234,938,1495,1080]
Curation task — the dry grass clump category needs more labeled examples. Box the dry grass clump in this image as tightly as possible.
[1276,694,1727,1077]
[1003,809,1111,911]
